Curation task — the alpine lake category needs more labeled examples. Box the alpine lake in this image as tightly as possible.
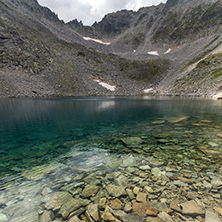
[0,96,222,222]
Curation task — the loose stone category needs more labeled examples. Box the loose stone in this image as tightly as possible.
[152,168,162,178]
[39,211,54,222]
[81,185,100,198]
[58,198,90,217]
[146,206,159,216]
[170,199,181,212]
[178,177,193,184]
[126,189,135,200]
[114,174,129,187]
[124,202,132,213]
[211,178,222,189]
[112,210,127,221]
[158,212,174,222]
[68,215,82,222]
[109,199,123,210]
[133,202,149,217]
[144,186,155,194]
[101,212,115,221]
[43,192,73,211]
[87,204,100,222]
[133,186,141,195]
[99,197,107,206]
[136,192,147,203]
[105,185,126,198]
[139,165,151,171]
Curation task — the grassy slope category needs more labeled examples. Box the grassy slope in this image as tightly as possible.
[171,51,222,94]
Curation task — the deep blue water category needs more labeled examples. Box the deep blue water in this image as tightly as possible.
[0,96,222,177]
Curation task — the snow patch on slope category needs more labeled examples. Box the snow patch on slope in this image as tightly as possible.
[164,48,172,54]
[83,37,111,45]
[94,80,116,91]
[147,51,159,56]
[212,93,222,100]
[143,88,153,93]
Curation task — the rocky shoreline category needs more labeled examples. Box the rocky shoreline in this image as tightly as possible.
[0,148,222,222]
[38,156,222,222]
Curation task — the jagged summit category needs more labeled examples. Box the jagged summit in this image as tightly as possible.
[66,0,222,50]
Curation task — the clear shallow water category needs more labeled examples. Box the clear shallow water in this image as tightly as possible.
[1,96,222,222]
[0,96,222,179]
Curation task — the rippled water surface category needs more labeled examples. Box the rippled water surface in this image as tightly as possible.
[0,96,222,221]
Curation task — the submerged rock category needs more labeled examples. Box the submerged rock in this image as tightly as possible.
[170,199,181,212]
[114,173,129,187]
[180,200,205,217]
[39,211,54,222]
[82,185,100,198]
[121,137,143,147]
[163,116,189,124]
[153,133,171,139]
[21,163,59,180]
[152,168,162,178]
[68,215,82,222]
[146,206,159,216]
[0,213,8,222]
[205,210,221,222]
[109,198,123,210]
[152,120,165,125]
[86,204,100,222]
[158,212,174,222]
[101,212,115,221]
[139,165,151,171]
[43,192,73,211]
[214,207,222,216]
[136,192,147,203]
[132,202,149,217]
[58,198,90,218]
[105,185,126,197]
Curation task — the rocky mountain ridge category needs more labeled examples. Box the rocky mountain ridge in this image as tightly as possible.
[0,0,222,97]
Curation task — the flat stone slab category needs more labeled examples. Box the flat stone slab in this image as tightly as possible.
[121,137,143,147]
[214,207,222,216]
[163,116,189,123]
[105,185,126,197]
[180,200,205,217]
[58,198,90,217]
[158,212,174,222]
[205,210,221,222]
[82,185,100,198]
[0,213,8,222]
[133,202,149,217]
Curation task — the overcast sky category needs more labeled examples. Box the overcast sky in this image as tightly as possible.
[37,0,167,25]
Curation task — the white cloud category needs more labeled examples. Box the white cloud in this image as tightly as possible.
[38,0,167,25]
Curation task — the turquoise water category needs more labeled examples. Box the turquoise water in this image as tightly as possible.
[1,96,222,179]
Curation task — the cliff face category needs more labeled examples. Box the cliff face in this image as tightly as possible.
[68,0,222,47]
[1,0,222,97]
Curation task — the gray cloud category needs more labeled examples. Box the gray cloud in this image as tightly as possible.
[38,0,167,25]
